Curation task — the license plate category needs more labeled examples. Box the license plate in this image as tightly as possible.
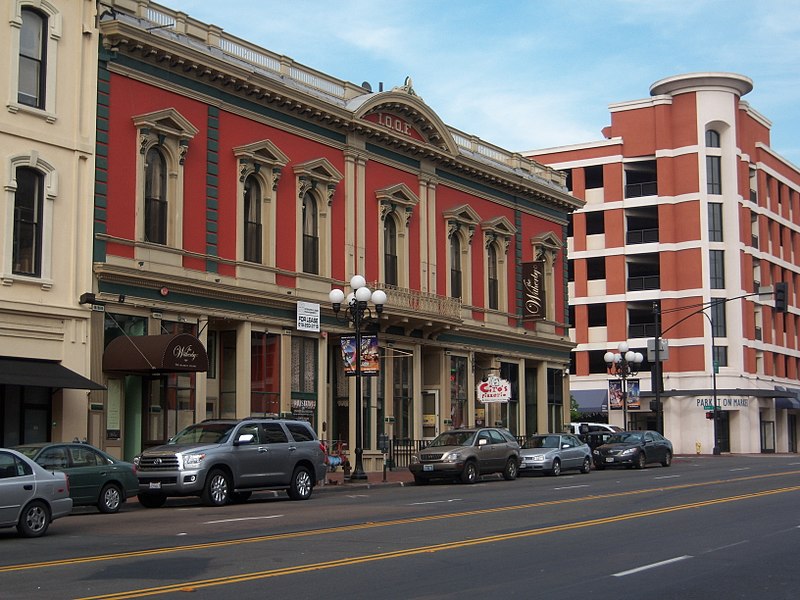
[605,458,613,463]
[423,464,433,472]
[149,481,162,489]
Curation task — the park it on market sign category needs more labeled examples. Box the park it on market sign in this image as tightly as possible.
[477,375,511,403]
[296,301,320,332]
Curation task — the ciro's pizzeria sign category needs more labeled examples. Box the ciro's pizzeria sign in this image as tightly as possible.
[477,376,512,403]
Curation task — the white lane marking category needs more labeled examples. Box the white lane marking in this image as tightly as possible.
[204,515,283,525]
[704,540,748,553]
[654,475,680,480]
[553,484,589,490]
[729,467,751,472]
[408,499,463,506]
[613,555,692,577]
[347,494,370,498]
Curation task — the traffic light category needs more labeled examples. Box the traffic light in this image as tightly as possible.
[705,411,714,420]
[775,281,788,313]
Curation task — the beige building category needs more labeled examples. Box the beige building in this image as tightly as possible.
[0,0,102,446]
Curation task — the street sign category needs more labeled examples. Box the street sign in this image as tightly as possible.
[647,338,669,361]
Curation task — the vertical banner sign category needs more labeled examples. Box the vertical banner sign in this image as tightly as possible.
[521,261,545,320]
[296,301,320,332]
[627,379,640,410]
[340,335,380,376]
[608,380,623,410]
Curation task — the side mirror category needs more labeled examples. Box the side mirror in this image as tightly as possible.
[235,433,255,446]
[477,438,488,446]
[562,444,569,449]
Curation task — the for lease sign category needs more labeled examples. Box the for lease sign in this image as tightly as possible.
[296,301,320,332]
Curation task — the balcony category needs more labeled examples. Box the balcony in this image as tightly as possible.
[370,282,462,334]
[626,228,659,244]
[625,181,658,198]
[627,275,660,291]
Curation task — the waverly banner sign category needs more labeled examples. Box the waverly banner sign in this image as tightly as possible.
[477,375,512,403]
[521,261,545,320]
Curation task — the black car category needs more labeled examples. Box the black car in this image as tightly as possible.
[592,430,673,470]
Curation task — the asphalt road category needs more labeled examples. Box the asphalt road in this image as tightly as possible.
[2,454,799,599]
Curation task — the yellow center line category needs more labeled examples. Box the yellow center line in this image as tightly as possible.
[0,469,797,576]
[76,484,800,600]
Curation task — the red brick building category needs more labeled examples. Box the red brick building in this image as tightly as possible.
[90,1,579,465]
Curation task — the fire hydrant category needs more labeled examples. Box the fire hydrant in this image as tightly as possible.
[695,441,702,455]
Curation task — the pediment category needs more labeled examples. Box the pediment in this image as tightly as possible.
[375,183,419,208]
[443,204,481,226]
[233,139,289,167]
[293,157,343,184]
[531,231,562,250]
[132,108,198,139]
[481,216,516,238]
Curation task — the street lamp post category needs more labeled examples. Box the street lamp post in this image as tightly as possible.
[604,342,644,430]
[329,275,386,481]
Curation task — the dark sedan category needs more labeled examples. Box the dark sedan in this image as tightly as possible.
[592,430,673,470]
[14,442,138,513]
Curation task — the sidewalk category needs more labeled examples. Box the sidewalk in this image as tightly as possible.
[319,466,415,492]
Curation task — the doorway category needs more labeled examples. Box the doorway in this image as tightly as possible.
[422,390,439,440]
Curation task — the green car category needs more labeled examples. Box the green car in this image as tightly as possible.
[14,442,139,513]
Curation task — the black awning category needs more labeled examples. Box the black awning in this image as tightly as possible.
[103,333,208,374]
[0,357,105,390]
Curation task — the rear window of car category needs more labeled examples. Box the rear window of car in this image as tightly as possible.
[286,423,315,442]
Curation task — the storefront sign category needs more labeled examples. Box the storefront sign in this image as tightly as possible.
[521,261,545,320]
[291,398,316,422]
[477,375,511,403]
[696,397,749,409]
[296,301,320,332]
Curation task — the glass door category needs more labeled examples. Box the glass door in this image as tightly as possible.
[422,390,439,440]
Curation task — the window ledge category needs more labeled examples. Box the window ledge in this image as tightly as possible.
[2,274,53,290]
[7,102,57,124]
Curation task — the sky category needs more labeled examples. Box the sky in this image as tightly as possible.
[162,0,800,165]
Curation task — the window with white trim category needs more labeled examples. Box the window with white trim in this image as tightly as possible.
[3,155,57,282]
[444,205,480,304]
[8,2,61,120]
[376,183,417,288]
[133,109,198,249]
[293,158,342,278]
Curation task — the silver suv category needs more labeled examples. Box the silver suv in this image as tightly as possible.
[133,418,327,507]
[409,427,520,485]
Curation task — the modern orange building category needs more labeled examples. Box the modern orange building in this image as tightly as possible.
[528,73,800,454]
[86,0,580,465]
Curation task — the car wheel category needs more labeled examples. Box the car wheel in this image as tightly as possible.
[662,451,672,467]
[580,457,591,474]
[460,461,478,484]
[288,466,313,500]
[17,501,50,538]
[635,452,647,469]
[202,469,231,506]
[502,457,518,481]
[413,475,428,486]
[550,459,562,476]
[137,492,167,508]
[98,483,123,514]
[230,491,252,503]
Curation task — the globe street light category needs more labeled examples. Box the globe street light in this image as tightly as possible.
[604,342,644,430]
[329,276,386,481]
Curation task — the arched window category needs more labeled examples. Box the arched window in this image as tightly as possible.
[302,193,319,274]
[705,129,721,148]
[18,8,47,108]
[144,147,168,244]
[12,167,44,276]
[487,244,499,310]
[243,175,262,263]
[450,234,462,299]
[384,216,398,286]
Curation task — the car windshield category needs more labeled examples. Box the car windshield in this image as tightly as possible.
[13,446,39,459]
[169,423,235,445]
[524,435,560,449]
[608,432,643,444]
[429,431,476,447]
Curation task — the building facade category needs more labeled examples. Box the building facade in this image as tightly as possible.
[0,0,103,447]
[528,73,800,455]
[88,0,580,465]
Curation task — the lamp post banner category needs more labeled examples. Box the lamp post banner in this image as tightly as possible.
[626,379,640,409]
[340,335,380,376]
[521,261,546,320]
[608,379,623,410]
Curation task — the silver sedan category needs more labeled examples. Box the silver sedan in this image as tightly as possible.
[519,434,592,476]
[0,448,73,537]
